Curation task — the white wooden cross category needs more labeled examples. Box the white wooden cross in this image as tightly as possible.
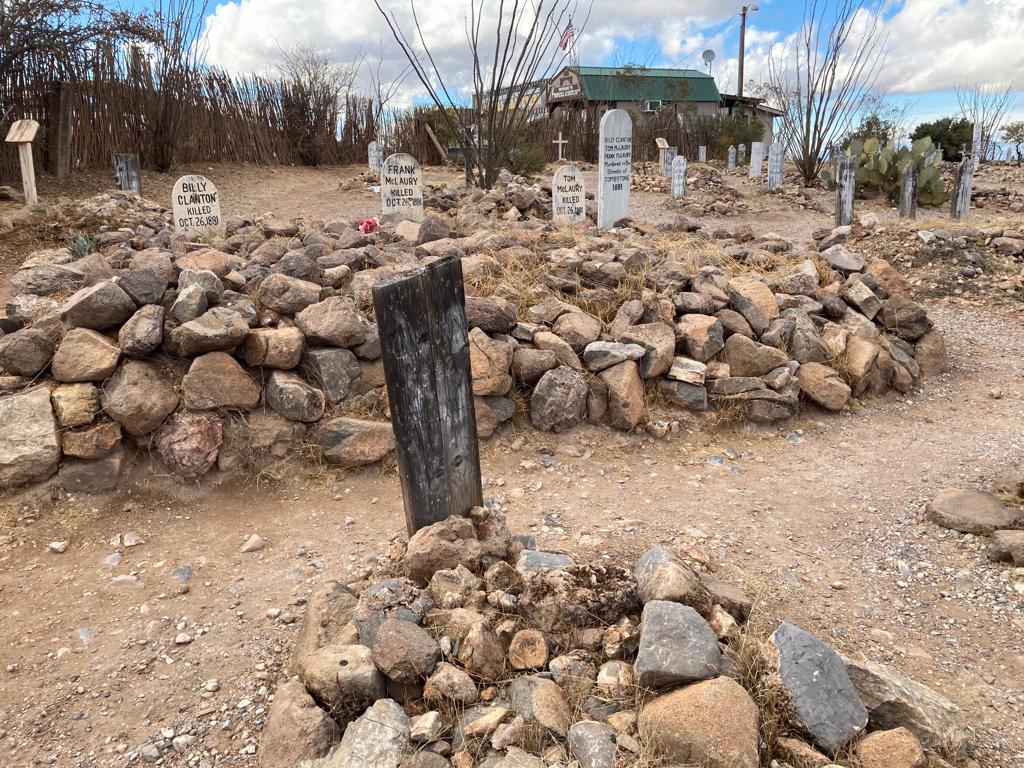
[5,119,40,205]
[553,132,568,161]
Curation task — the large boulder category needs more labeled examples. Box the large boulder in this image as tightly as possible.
[152,412,223,477]
[925,488,1022,534]
[295,298,369,347]
[315,418,395,466]
[768,621,867,752]
[0,387,60,487]
[530,366,588,431]
[59,280,136,330]
[844,657,969,754]
[101,361,179,436]
[51,329,120,383]
[634,601,721,689]
[181,352,261,410]
[259,680,339,768]
[639,677,759,768]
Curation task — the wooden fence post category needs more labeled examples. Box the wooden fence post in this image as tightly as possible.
[373,255,483,535]
[835,156,855,226]
[46,82,73,179]
[898,162,917,219]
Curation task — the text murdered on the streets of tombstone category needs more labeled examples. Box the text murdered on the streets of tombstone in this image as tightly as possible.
[175,179,220,231]
[603,139,631,192]
[383,162,422,211]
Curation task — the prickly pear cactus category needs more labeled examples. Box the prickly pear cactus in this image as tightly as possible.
[819,135,949,206]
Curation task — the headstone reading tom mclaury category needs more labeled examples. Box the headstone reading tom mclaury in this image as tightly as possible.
[670,156,687,200]
[368,141,383,174]
[552,164,587,225]
[380,153,424,223]
[172,174,224,237]
[597,109,633,228]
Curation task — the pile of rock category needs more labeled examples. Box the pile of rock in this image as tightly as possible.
[262,505,973,768]
[926,480,1024,566]
[0,190,946,492]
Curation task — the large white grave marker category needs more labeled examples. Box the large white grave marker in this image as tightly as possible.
[766,143,784,191]
[597,109,633,228]
[368,141,383,173]
[552,164,587,225]
[172,174,224,237]
[727,145,736,170]
[749,142,764,179]
[698,145,707,163]
[670,156,687,200]
[380,153,424,223]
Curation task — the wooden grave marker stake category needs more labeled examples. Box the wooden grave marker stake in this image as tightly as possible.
[898,162,918,220]
[113,154,143,194]
[835,155,855,227]
[373,255,483,534]
[5,119,40,205]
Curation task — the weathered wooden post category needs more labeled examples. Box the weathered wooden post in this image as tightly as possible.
[738,143,747,165]
[898,162,918,219]
[113,154,143,194]
[46,82,72,179]
[951,156,973,220]
[727,145,736,170]
[835,155,855,226]
[373,255,483,534]
[655,137,669,176]
[5,120,40,205]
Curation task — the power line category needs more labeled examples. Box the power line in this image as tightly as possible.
[674,12,740,70]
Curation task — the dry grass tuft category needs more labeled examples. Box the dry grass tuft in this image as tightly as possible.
[704,397,749,434]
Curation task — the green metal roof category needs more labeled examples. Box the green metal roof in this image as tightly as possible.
[574,66,720,103]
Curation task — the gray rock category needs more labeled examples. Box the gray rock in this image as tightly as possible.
[507,675,571,737]
[116,269,168,306]
[257,273,323,315]
[171,307,248,355]
[0,387,60,487]
[567,721,617,768]
[530,366,588,432]
[633,545,711,611]
[58,447,123,493]
[371,618,442,684]
[299,643,386,714]
[0,322,62,376]
[302,347,362,404]
[260,680,340,768]
[769,621,867,752]
[266,371,326,423]
[60,280,136,330]
[657,380,708,411]
[100,361,176,437]
[840,279,882,320]
[9,263,84,296]
[290,580,360,675]
[315,418,395,466]
[583,341,645,372]
[118,305,164,357]
[634,601,720,689]
[925,489,1022,534]
[465,296,517,334]
[618,323,675,378]
[296,297,369,347]
[516,550,574,573]
[51,329,120,383]
[820,244,866,273]
[300,698,410,768]
[178,269,224,306]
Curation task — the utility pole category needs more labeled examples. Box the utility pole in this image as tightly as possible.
[738,4,758,98]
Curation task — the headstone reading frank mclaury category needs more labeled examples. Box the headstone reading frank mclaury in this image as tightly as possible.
[172,174,224,237]
[368,141,383,174]
[380,153,424,223]
[552,164,587,225]
[698,145,707,163]
[670,156,687,200]
[597,109,633,229]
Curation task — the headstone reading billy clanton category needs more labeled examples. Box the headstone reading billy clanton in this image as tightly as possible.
[749,141,764,179]
[597,109,633,229]
[552,164,587,225]
[172,174,223,237]
[368,141,383,174]
[670,156,687,200]
[380,153,424,223]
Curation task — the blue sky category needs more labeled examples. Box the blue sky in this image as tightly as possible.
[194,0,1024,131]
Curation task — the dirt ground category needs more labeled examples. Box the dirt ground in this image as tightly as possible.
[0,163,1022,768]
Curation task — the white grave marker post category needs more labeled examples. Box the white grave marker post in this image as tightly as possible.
[598,109,633,229]
[766,143,784,191]
[698,145,707,163]
[749,141,764,179]
[654,137,669,177]
[553,132,568,161]
[5,119,40,205]
[368,141,383,174]
[664,147,677,177]
[835,156,855,227]
[380,153,424,223]
[670,156,688,200]
[172,174,224,238]
[727,145,736,170]
[552,164,587,225]
[738,143,746,164]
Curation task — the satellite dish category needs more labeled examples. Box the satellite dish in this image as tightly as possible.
[702,49,716,64]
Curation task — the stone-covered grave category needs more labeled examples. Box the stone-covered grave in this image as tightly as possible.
[259,503,973,768]
[0,180,947,493]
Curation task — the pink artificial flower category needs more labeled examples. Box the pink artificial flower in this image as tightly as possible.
[358,217,380,235]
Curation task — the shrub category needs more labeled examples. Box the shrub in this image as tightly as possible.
[910,116,973,162]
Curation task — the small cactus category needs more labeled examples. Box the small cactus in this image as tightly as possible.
[67,233,96,258]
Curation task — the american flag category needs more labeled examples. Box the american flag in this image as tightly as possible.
[560,19,575,51]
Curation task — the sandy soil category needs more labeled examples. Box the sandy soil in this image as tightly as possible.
[0,163,1022,768]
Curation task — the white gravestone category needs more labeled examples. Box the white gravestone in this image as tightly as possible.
[727,145,736,170]
[663,147,677,177]
[380,153,424,223]
[738,144,746,164]
[670,156,687,200]
[172,175,224,237]
[767,143,784,191]
[698,145,707,163]
[597,109,633,229]
[368,141,383,174]
[552,164,587,225]
[749,142,764,179]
